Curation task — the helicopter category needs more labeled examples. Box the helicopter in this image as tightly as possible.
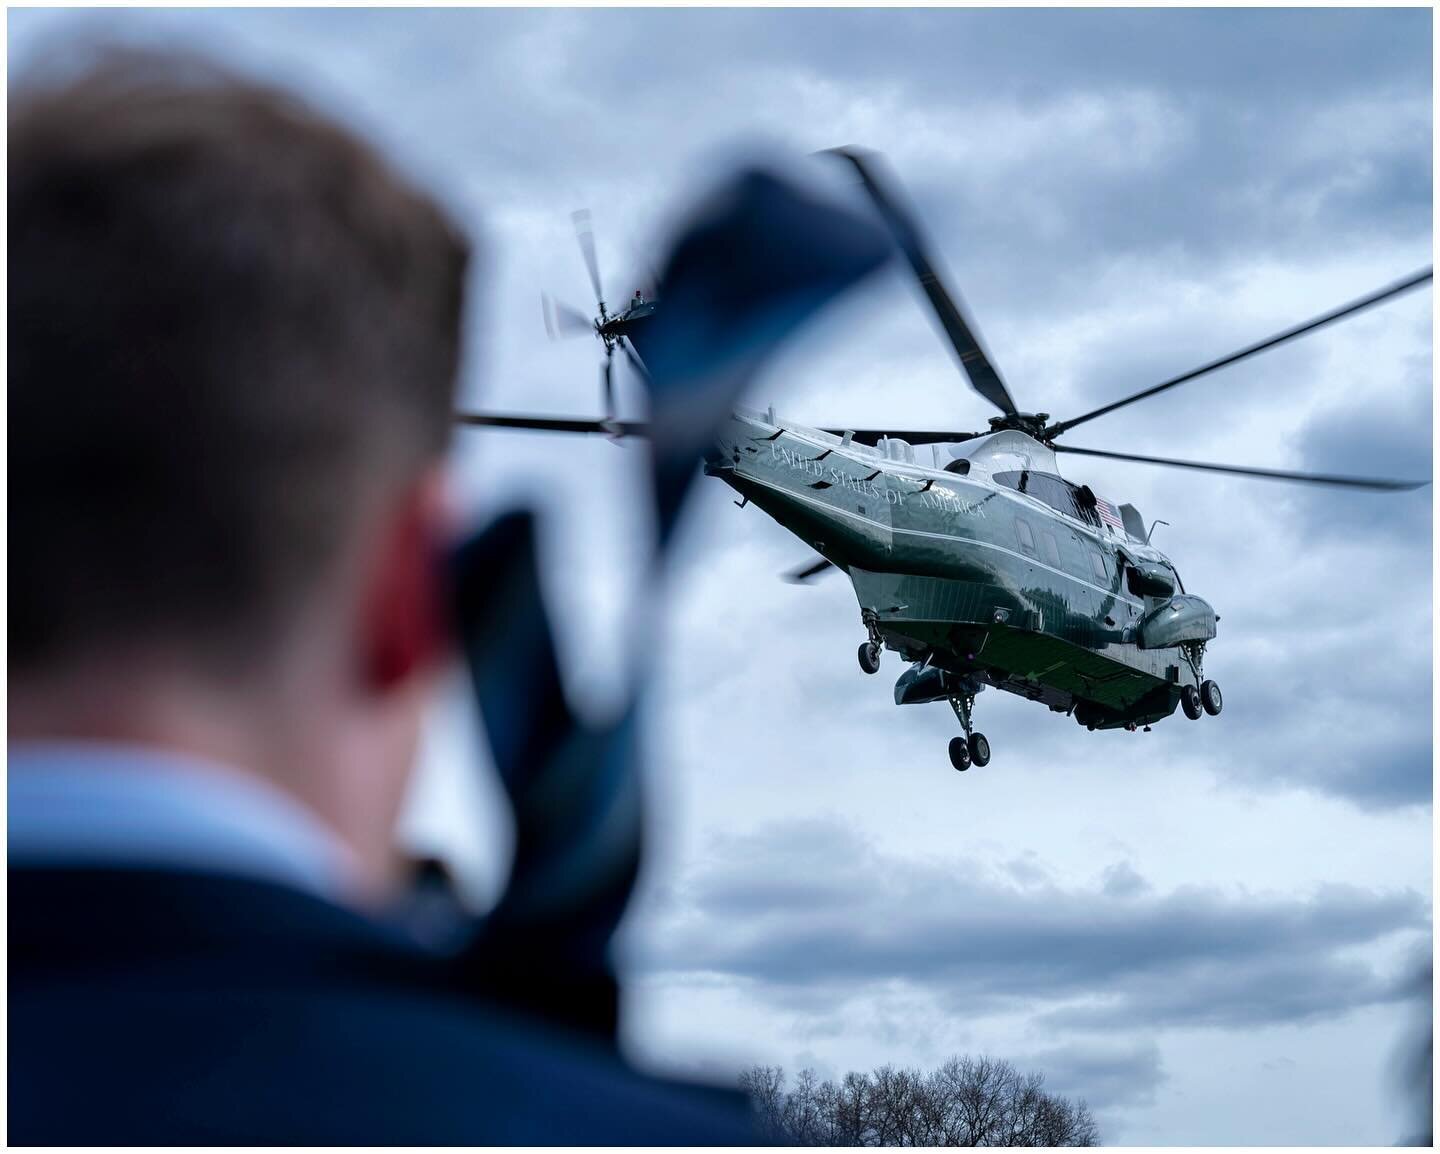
[457,149,1430,772]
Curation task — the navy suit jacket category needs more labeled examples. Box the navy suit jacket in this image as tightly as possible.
[10,865,758,1144]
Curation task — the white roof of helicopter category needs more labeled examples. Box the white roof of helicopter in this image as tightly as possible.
[739,406,1166,554]
[938,429,1060,475]
[742,407,1057,472]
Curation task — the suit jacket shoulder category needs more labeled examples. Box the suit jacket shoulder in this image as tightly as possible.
[10,866,757,1145]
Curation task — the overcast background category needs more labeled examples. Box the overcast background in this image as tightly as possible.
[10,8,1432,1144]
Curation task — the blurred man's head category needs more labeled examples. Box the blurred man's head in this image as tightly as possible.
[9,52,470,892]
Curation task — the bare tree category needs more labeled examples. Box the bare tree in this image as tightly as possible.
[738,1064,788,1142]
[958,1055,1014,1145]
[741,1054,1100,1146]
[783,1068,828,1146]
[833,1069,871,1145]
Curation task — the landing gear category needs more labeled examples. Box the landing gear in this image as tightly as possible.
[1201,679,1223,716]
[949,691,992,770]
[968,732,991,767]
[857,610,884,675]
[948,736,971,772]
[1179,642,1221,722]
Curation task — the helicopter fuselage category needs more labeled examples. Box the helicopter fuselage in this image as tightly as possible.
[706,406,1218,731]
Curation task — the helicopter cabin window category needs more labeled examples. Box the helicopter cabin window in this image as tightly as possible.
[1014,518,1037,556]
[1088,548,1109,582]
[1040,531,1061,568]
[944,458,970,475]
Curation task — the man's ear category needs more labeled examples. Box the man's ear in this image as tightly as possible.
[358,469,452,694]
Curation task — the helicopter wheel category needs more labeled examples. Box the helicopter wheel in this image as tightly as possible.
[948,736,971,772]
[1180,684,1203,721]
[1201,679,1223,716]
[968,733,991,767]
[857,641,881,675]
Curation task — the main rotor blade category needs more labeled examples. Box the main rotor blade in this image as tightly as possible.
[602,351,615,421]
[543,293,594,340]
[455,412,648,437]
[547,292,599,337]
[572,208,604,308]
[1047,268,1434,437]
[827,147,1018,416]
[620,336,650,382]
[782,555,836,583]
[820,427,985,446]
[1054,443,1428,491]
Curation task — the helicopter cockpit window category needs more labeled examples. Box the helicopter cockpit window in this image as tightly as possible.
[1067,482,1102,528]
[1014,517,1036,556]
[995,470,1101,527]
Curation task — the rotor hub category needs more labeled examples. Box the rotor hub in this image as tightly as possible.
[988,412,1051,441]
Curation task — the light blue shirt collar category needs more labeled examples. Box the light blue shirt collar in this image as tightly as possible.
[8,741,360,903]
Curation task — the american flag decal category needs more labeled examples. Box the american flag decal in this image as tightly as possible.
[1095,496,1124,532]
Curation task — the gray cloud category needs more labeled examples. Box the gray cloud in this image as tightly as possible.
[627,818,1427,1031]
[1101,861,1150,898]
[1018,1040,1167,1112]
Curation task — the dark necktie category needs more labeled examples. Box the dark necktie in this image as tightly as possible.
[449,164,893,1039]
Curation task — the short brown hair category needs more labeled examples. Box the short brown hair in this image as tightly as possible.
[10,52,470,673]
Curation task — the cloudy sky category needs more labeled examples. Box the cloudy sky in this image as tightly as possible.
[11,8,1432,1144]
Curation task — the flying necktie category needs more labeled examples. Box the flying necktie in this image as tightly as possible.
[449,163,893,1038]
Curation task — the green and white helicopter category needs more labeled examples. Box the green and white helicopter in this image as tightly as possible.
[459,151,1429,772]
